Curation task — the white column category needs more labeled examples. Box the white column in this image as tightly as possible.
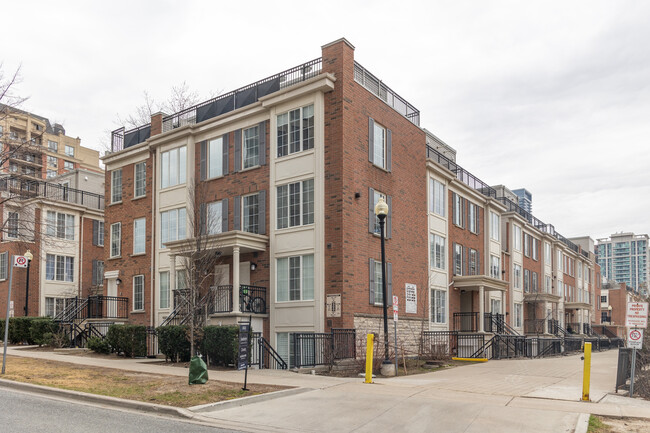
[479,286,485,333]
[233,247,240,313]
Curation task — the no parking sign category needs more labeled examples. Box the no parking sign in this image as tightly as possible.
[13,256,28,268]
[628,329,644,349]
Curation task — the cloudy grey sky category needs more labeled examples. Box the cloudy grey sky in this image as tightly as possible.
[3,1,649,241]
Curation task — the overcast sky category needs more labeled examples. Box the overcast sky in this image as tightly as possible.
[3,1,649,241]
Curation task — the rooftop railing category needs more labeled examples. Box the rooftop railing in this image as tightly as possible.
[110,58,323,152]
[426,145,588,256]
[0,175,105,210]
[354,62,420,126]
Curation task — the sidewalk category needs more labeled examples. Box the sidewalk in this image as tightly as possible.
[3,346,650,432]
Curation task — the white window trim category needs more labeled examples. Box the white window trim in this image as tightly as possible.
[111,169,122,203]
[110,222,121,258]
[276,254,315,302]
[133,218,146,254]
[276,179,314,230]
[133,275,144,311]
[134,162,146,198]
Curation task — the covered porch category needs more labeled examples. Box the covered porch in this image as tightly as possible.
[453,275,508,333]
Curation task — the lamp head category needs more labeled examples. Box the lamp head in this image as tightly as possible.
[374,197,389,217]
[24,250,33,261]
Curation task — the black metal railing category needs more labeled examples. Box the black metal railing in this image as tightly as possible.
[211,285,232,313]
[490,335,527,359]
[583,323,594,336]
[564,337,584,352]
[524,319,546,335]
[0,175,104,210]
[421,331,458,359]
[332,329,356,360]
[548,319,559,335]
[258,336,287,369]
[291,329,357,368]
[146,327,158,358]
[566,323,581,335]
[484,313,509,334]
[353,61,420,126]
[240,285,267,314]
[85,322,113,339]
[453,312,479,332]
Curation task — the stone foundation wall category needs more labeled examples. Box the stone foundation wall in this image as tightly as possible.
[353,313,427,358]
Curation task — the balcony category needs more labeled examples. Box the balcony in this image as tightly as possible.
[0,175,105,210]
[453,312,479,332]
[210,284,267,315]
[55,296,129,322]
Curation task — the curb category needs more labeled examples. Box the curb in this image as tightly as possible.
[0,378,196,420]
[574,413,590,433]
[189,387,313,413]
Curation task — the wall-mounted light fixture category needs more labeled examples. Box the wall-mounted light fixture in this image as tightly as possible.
[250,262,257,271]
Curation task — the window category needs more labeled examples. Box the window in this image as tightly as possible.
[160,208,186,248]
[514,264,522,289]
[277,105,314,157]
[200,136,228,181]
[206,201,223,235]
[429,234,445,270]
[524,234,530,257]
[514,303,522,328]
[243,125,260,169]
[369,188,392,237]
[557,250,563,272]
[129,275,144,311]
[600,295,607,303]
[48,140,58,152]
[532,238,539,260]
[490,255,500,279]
[7,212,18,238]
[431,289,446,323]
[111,169,122,203]
[370,119,387,169]
[469,249,480,275]
[277,254,314,301]
[134,162,146,198]
[176,270,188,290]
[161,146,187,188]
[92,220,104,246]
[46,211,74,240]
[490,212,500,241]
[110,223,121,257]
[277,179,314,229]
[369,258,392,305]
[46,169,57,179]
[65,145,75,157]
[453,243,463,276]
[92,260,104,286]
[0,252,7,280]
[133,218,146,254]
[544,242,551,263]
[45,297,68,318]
[64,160,74,171]
[243,194,259,234]
[47,156,58,167]
[452,193,464,227]
[513,225,522,251]
[545,275,552,294]
[45,254,74,282]
[468,203,479,234]
[524,269,530,292]
[532,272,538,292]
[159,271,170,309]
[429,179,445,216]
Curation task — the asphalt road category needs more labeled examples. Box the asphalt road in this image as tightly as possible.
[0,388,242,433]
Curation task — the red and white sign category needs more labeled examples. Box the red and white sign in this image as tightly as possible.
[393,295,398,321]
[13,256,28,268]
[626,302,648,329]
[628,328,644,349]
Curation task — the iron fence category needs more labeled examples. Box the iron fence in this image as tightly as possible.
[566,323,582,335]
[332,328,356,360]
[146,327,158,358]
[421,331,458,359]
[484,313,505,334]
[490,335,527,359]
[453,312,479,332]
[0,175,104,210]
[564,338,584,352]
[524,319,546,334]
[240,285,267,314]
[290,329,357,368]
[211,285,232,313]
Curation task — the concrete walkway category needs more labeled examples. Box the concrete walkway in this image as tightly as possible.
[4,346,650,432]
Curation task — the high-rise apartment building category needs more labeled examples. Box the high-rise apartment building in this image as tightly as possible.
[596,232,649,292]
[512,188,532,213]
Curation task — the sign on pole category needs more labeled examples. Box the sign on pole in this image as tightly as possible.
[628,329,644,349]
[393,295,398,322]
[626,302,648,328]
[13,256,28,268]
[238,321,251,391]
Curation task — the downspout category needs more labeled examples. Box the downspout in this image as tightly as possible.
[150,149,156,328]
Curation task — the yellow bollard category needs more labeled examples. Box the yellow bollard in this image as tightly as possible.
[582,342,592,401]
[364,333,374,384]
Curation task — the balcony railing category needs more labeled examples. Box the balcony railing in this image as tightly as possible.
[0,175,105,210]
[353,62,420,126]
[453,312,479,332]
[54,296,128,322]
[111,58,323,152]
[209,284,267,315]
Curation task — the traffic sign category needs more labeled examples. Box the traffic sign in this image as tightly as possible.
[13,256,28,268]
[628,328,644,349]
[626,302,648,329]
[393,295,398,321]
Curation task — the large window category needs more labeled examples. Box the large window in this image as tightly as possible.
[369,258,392,305]
[277,105,314,157]
[65,144,75,157]
[452,193,464,227]
[110,223,121,257]
[243,125,260,169]
[47,155,58,167]
[159,271,170,309]
[46,254,74,282]
[513,225,522,251]
[429,234,445,270]
[46,211,74,240]
[134,162,146,198]
[453,243,463,276]
[468,202,479,234]
[532,238,539,260]
[64,161,74,171]
[514,303,522,328]
[469,249,480,275]
[490,212,500,241]
[7,212,18,238]
[532,272,538,292]
[201,136,229,180]
[369,188,392,237]
[524,269,530,292]
[277,179,314,229]
[111,169,122,203]
[490,255,500,279]
[45,297,68,318]
[133,275,144,311]
[48,140,58,152]
[160,208,186,248]
[429,178,445,216]
[514,264,522,289]
[92,260,104,286]
[133,218,146,254]
[544,242,551,263]
[277,254,314,301]
[243,194,259,234]
[161,146,187,188]
[431,289,446,323]
[92,220,104,246]
[371,120,386,169]
[206,201,224,235]
[0,252,7,280]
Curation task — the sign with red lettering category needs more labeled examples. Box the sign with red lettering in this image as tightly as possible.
[626,302,648,329]
[628,329,644,349]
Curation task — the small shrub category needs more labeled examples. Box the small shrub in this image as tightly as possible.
[87,336,111,354]
[106,325,146,357]
[202,326,239,366]
[29,318,58,346]
[157,325,190,362]
[9,317,36,344]
[47,330,70,348]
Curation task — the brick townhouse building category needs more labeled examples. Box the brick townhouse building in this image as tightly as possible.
[103,38,601,363]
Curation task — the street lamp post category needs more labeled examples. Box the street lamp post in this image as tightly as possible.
[23,250,33,316]
[374,197,392,373]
